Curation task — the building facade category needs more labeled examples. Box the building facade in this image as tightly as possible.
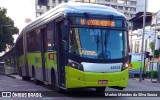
[136,0,148,13]
[36,0,145,20]
[129,11,160,55]
[36,0,68,17]
[95,0,137,20]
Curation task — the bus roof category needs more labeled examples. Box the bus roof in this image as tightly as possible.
[35,3,125,21]
[16,2,125,42]
[51,2,125,17]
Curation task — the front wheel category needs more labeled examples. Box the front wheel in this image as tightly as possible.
[51,72,62,92]
[95,87,106,93]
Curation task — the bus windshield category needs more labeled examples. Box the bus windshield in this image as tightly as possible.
[69,28,128,59]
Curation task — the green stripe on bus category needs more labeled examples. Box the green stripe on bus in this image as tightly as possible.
[19,55,24,66]
[27,52,57,69]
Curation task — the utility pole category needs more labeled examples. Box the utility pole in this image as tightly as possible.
[139,0,147,82]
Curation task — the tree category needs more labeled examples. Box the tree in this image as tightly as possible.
[149,41,154,52]
[0,7,19,52]
[149,41,160,57]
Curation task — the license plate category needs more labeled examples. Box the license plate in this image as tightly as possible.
[98,80,108,84]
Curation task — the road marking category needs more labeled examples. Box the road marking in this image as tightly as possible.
[11,85,28,87]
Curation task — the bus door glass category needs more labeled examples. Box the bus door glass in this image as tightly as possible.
[55,20,65,87]
[40,28,47,81]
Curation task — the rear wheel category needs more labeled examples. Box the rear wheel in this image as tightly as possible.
[19,67,22,77]
[33,69,42,85]
[20,67,30,81]
[22,76,30,80]
[95,87,106,93]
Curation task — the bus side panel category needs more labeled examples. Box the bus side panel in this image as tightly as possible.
[44,51,57,84]
[65,66,85,88]
[18,55,25,76]
[27,52,43,81]
[27,51,58,84]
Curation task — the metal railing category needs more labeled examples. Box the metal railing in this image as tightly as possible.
[149,61,160,83]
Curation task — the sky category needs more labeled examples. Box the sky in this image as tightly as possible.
[0,0,36,56]
[148,0,160,12]
[0,0,36,31]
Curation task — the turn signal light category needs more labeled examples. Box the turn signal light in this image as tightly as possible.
[129,64,132,68]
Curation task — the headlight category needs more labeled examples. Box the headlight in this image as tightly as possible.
[69,61,83,71]
[122,63,129,71]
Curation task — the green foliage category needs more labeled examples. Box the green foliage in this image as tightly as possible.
[154,50,160,58]
[0,7,19,52]
[149,41,160,58]
[146,71,158,78]
[149,41,154,52]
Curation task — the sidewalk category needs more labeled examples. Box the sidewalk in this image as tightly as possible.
[5,74,22,79]
[130,77,160,83]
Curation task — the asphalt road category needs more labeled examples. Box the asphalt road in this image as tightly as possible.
[0,75,160,100]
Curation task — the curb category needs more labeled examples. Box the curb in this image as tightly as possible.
[130,78,160,83]
[3,74,17,79]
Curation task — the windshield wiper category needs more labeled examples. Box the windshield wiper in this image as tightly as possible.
[104,30,110,51]
[103,30,110,59]
[94,35,100,55]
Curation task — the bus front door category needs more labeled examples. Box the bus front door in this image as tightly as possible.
[40,28,47,82]
[55,20,65,88]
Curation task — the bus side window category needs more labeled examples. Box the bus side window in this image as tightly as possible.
[27,30,41,52]
[46,22,55,51]
[17,36,23,56]
[46,30,54,50]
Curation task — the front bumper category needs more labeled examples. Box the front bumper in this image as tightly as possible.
[65,66,128,89]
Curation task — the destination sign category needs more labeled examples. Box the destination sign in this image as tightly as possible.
[80,19,115,27]
[70,17,124,27]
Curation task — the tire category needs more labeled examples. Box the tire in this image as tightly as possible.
[19,67,22,77]
[109,86,125,90]
[33,69,42,85]
[95,87,106,93]
[21,67,30,81]
[51,71,62,92]
[22,76,30,81]
[117,87,125,90]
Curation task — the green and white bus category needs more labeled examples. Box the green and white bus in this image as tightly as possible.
[15,2,129,92]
